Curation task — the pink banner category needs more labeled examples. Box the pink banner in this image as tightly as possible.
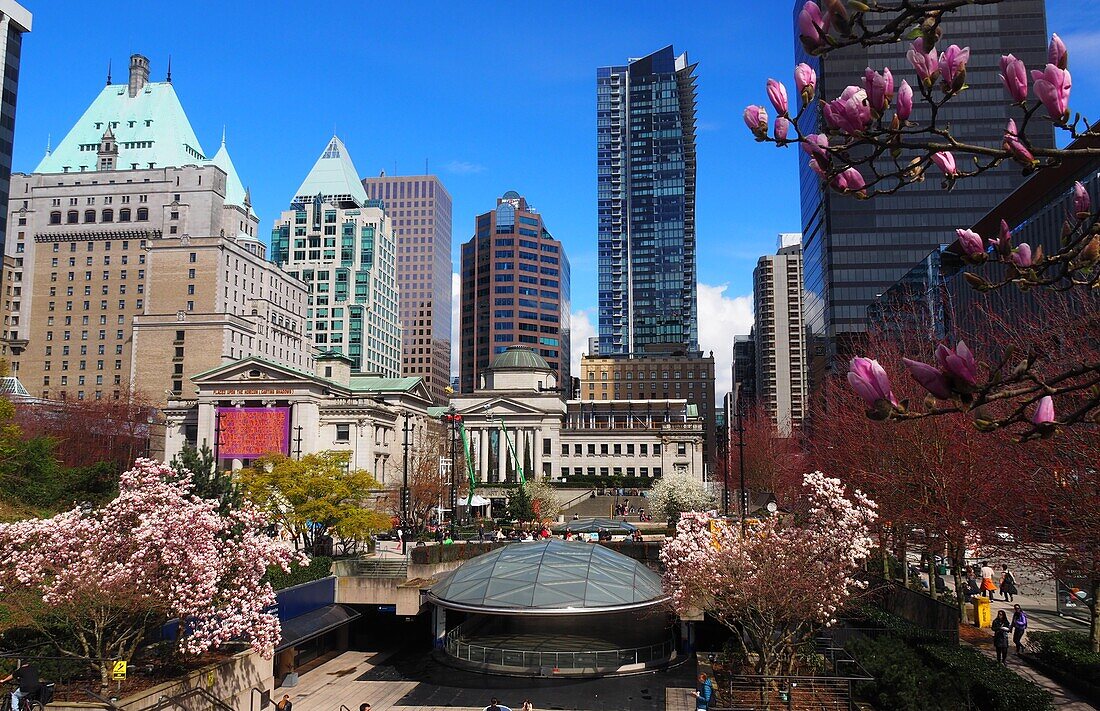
[218,407,291,459]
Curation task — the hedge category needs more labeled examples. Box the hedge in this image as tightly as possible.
[409,542,505,565]
[264,556,332,590]
[1027,631,1100,703]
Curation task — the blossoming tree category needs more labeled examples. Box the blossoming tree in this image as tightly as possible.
[0,459,303,687]
[661,471,876,678]
[649,470,717,525]
[746,1,1100,439]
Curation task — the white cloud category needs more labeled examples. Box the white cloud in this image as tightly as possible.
[443,160,486,175]
[451,272,460,378]
[697,282,754,399]
[569,308,597,376]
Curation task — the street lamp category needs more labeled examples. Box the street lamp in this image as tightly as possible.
[444,407,462,537]
[401,410,412,556]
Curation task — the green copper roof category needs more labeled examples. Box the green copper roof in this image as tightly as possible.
[488,346,551,371]
[293,136,368,206]
[347,376,422,393]
[36,82,206,174]
[209,138,252,214]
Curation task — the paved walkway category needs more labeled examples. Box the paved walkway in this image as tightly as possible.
[275,651,421,711]
[962,636,1097,710]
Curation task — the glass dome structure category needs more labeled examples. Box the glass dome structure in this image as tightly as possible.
[427,539,666,614]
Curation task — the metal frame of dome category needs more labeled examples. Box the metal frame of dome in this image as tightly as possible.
[427,539,667,615]
[486,346,552,372]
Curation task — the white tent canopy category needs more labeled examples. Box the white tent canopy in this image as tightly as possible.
[462,495,491,507]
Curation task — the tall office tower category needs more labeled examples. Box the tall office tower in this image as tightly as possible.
[587,336,600,357]
[7,54,311,403]
[459,191,570,393]
[753,233,807,436]
[272,137,400,377]
[597,46,698,355]
[794,1,1054,382]
[0,1,30,253]
[362,174,452,403]
[732,331,756,410]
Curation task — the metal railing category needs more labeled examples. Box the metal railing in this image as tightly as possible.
[443,629,674,671]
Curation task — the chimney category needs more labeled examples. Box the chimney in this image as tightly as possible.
[128,54,150,97]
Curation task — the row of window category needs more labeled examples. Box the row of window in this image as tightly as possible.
[49,208,149,225]
[561,466,662,478]
[561,442,666,456]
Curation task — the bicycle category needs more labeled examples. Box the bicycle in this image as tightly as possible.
[0,682,54,711]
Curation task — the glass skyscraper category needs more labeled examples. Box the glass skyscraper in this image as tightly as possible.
[794,0,1053,382]
[0,1,30,254]
[597,46,698,355]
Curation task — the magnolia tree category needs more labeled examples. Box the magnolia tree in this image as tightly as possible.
[662,471,877,678]
[649,471,717,525]
[0,459,302,686]
[747,1,1100,439]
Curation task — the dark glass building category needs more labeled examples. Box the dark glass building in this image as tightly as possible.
[0,1,30,253]
[867,247,960,342]
[794,0,1053,383]
[597,46,698,355]
[459,191,570,393]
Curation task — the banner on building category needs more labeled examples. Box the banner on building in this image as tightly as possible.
[217,407,291,459]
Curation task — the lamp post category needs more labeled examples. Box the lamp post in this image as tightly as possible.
[735,398,747,537]
[401,410,411,556]
[445,407,461,537]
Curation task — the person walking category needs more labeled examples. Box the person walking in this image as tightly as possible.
[999,564,1017,602]
[979,561,997,598]
[275,695,293,711]
[1011,604,1028,656]
[992,610,1012,665]
[520,700,533,711]
[691,672,714,710]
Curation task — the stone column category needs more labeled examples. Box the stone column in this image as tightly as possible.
[533,426,543,480]
[497,429,506,483]
[515,428,525,482]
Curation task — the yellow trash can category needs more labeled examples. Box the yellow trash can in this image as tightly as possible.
[972,596,991,628]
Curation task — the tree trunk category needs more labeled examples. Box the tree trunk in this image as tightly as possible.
[953,542,967,619]
[899,531,910,588]
[1090,577,1099,653]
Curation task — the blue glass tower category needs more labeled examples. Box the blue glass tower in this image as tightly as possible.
[597,46,698,355]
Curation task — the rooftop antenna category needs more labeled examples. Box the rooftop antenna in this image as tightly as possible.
[221,125,226,147]
[166,55,172,84]
[106,59,112,86]
[44,133,51,157]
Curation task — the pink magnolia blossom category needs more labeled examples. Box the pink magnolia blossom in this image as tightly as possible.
[824,86,871,134]
[1002,119,1037,168]
[907,38,939,86]
[1012,242,1034,268]
[847,357,897,408]
[955,228,985,258]
[1073,181,1090,217]
[1032,395,1055,426]
[935,341,978,387]
[863,67,894,115]
[767,79,789,115]
[0,459,304,675]
[938,44,971,94]
[932,151,958,177]
[795,63,817,105]
[809,158,827,178]
[801,133,830,161]
[896,80,913,122]
[1049,33,1068,70]
[661,471,876,678]
[999,54,1029,103]
[798,2,828,51]
[1032,64,1072,122]
[903,358,953,399]
[990,220,1013,258]
[831,166,867,198]
[774,116,790,142]
[743,105,769,138]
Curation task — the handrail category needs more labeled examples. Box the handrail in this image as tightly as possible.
[250,686,271,711]
[80,690,122,710]
[559,488,596,511]
[443,628,675,670]
[145,686,235,711]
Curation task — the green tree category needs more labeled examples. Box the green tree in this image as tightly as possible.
[237,451,389,554]
[505,480,560,524]
[506,483,533,522]
[169,443,241,514]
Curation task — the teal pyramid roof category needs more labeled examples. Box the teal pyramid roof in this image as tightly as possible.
[293,136,368,206]
[209,138,253,215]
[35,82,206,173]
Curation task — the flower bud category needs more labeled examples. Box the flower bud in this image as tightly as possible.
[848,357,898,409]
[767,79,789,115]
[795,63,817,105]
[1049,33,1068,70]
[955,228,985,258]
[1073,181,1091,218]
[902,358,953,400]
[1011,243,1033,268]
[1031,395,1055,426]
[938,44,970,95]
[896,80,913,122]
[1032,64,1072,124]
[932,151,958,177]
[774,116,790,142]
[743,105,769,139]
[999,54,1029,103]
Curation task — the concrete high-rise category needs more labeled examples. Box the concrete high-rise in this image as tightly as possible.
[272,137,400,377]
[597,46,698,355]
[753,233,807,435]
[0,1,30,254]
[794,1,1054,379]
[7,54,311,403]
[459,191,570,393]
[362,174,452,403]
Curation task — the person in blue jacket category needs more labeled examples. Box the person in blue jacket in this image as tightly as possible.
[692,672,714,710]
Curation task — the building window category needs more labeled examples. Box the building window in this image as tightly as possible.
[84,210,96,223]
[102,209,114,222]
[136,207,149,221]
[119,208,131,222]
[66,211,78,224]
[677,443,686,455]
[50,211,62,225]
[335,424,350,442]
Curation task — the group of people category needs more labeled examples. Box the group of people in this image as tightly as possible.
[612,503,650,521]
[965,561,1018,601]
[485,698,533,711]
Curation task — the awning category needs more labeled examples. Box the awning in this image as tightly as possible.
[276,604,360,651]
[463,495,491,507]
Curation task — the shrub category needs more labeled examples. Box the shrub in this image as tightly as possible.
[264,556,332,590]
[921,644,1054,711]
[849,635,965,711]
[409,542,504,565]
[1028,631,1100,700]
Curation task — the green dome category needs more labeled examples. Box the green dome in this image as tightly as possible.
[488,346,551,372]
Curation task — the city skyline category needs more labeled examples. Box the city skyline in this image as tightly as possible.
[8,1,1097,397]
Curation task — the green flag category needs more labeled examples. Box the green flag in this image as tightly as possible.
[459,421,477,506]
[498,419,526,486]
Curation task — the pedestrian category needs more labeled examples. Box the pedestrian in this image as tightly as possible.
[359,704,371,711]
[275,695,293,711]
[1011,604,1028,655]
[478,524,485,542]
[691,672,714,710]
[992,610,1011,665]
[964,569,980,597]
[487,698,502,711]
[1000,564,1017,602]
[979,561,997,598]
[520,700,533,711]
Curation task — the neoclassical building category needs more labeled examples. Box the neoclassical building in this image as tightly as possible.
[162,351,434,484]
[451,346,705,484]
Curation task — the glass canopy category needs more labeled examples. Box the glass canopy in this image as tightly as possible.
[428,539,666,614]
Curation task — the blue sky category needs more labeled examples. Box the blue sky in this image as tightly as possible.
[11,1,1099,392]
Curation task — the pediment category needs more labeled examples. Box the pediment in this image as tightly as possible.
[192,357,317,387]
[454,395,562,419]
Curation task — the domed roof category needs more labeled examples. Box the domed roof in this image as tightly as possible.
[488,346,551,372]
[427,540,667,615]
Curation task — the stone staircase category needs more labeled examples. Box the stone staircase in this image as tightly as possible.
[352,558,409,578]
[562,494,652,521]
